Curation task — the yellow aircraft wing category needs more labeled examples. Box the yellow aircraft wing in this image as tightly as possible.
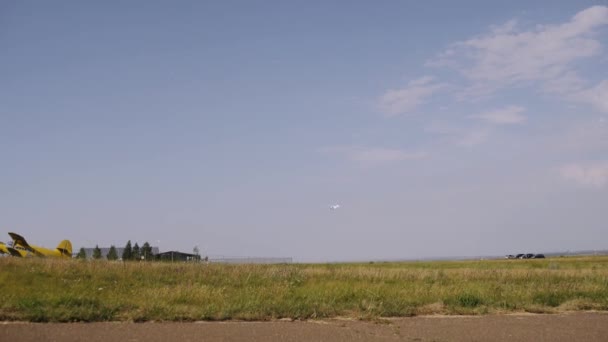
[8,232,31,249]
[1,241,28,257]
[6,246,28,257]
[8,232,45,257]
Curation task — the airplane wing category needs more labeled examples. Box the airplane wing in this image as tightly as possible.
[8,232,44,257]
[6,246,26,257]
[0,241,24,257]
[8,232,31,249]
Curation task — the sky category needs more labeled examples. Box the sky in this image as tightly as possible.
[1,1,608,262]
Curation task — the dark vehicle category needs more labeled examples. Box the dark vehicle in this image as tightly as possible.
[524,253,535,259]
[505,254,516,259]
[516,254,525,259]
[533,254,545,259]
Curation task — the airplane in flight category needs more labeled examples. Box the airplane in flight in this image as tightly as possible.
[0,232,72,258]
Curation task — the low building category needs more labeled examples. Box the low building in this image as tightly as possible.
[156,251,201,262]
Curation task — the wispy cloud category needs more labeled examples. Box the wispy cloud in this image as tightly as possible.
[373,6,608,158]
[541,71,586,94]
[575,80,608,113]
[427,6,608,101]
[560,162,608,187]
[471,106,526,125]
[378,76,445,116]
[320,146,427,163]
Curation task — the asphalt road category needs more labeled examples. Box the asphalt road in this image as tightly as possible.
[2,312,608,341]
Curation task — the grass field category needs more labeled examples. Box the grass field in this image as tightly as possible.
[0,256,607,322]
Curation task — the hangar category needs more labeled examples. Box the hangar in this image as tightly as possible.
[156,251,201,262]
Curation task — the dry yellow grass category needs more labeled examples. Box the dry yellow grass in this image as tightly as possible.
[0,256,607,321]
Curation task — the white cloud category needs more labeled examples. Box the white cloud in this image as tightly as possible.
[560,162,608,187]
[542,71,586,94]
[378,76,445,116]
[427,6,608,100]
[321,146,427,163]
[575,80,608,113]
[471,106,527,124]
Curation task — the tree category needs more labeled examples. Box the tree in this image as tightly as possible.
[141,242,153,260]
[133,243,141,261]
[76,247,87,259]
[107,245,118,260]
[92,245,102,259]
[122,240,132,261]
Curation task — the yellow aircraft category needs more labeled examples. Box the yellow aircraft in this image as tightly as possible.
[0,232,72,258]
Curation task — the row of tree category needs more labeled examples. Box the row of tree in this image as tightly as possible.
[75,240,154,261]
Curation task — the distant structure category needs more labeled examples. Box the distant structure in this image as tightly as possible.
[156,251,200,262]
[78,246,159,260]
[505,253,545,259]
[209,256,292,264]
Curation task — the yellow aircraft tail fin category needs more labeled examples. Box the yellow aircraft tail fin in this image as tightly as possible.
[56,240,72,257]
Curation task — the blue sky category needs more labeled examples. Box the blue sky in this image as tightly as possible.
[1,1,607,261]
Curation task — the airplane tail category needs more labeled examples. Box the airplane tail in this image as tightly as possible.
[56,240,72,257]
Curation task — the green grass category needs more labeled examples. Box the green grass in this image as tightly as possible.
[0,256,607,322]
